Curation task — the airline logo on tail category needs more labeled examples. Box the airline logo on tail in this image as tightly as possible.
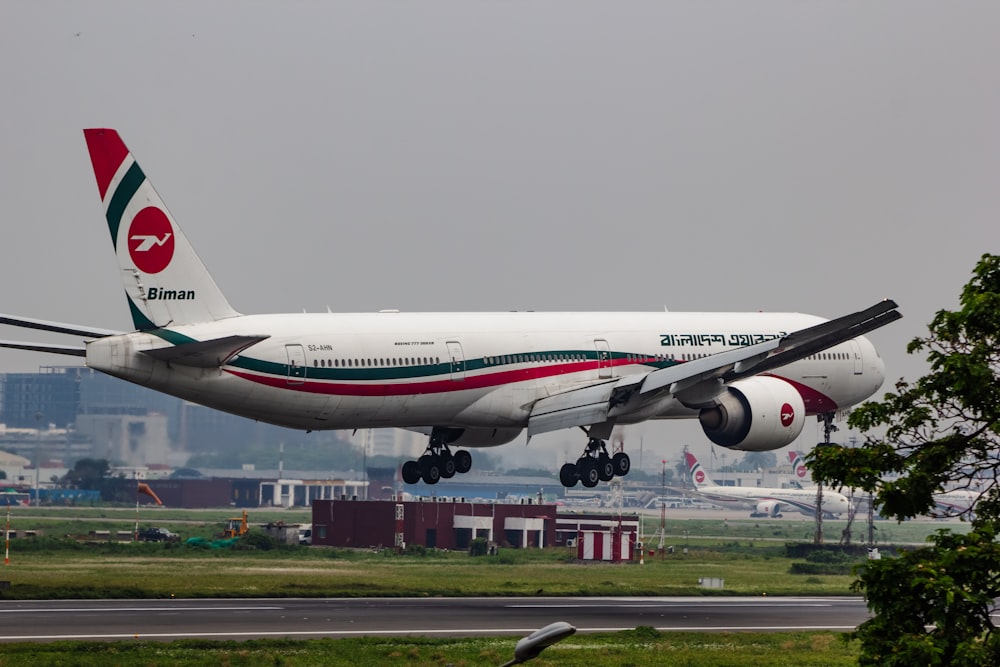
[128,209,174,273]
[684,452,711,487]
[788,451,808,478]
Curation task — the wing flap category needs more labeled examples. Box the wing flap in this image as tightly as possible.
[527,381,617,438]
[142,335,269,368]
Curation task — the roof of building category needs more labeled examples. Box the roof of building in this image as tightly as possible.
[0,449,31,467]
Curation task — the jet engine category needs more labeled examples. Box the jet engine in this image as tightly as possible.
[751,500,783,518]
[698,376,806,451]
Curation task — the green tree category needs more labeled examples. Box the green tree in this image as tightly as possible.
[809,253,1000,666]
[739,451,777,472]
[61,458,111,490]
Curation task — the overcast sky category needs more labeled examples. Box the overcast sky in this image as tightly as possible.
[1,3,997,469]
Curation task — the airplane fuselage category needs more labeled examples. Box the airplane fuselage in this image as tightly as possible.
[690,484,852,516]
[86,310,885,440]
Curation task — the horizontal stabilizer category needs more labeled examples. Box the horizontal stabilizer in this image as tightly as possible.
[142,335,269,368]
[0,340,86,357]
[0,313,122,338]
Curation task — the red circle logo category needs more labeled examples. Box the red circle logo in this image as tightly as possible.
[128,207,174,274]
[780,403,795,427]
[796,465,808,478]
[694,470,705,484]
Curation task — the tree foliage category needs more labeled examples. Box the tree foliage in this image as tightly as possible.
[808,254,1000,665]
[61,458,111,490]
[738,451,777,472]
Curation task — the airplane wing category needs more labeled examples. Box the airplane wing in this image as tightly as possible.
[142,335,270,368]
[0,313,122,338]
[528,299,900,438]
[0,340,86,357]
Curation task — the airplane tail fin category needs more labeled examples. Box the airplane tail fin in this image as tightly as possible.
[789,451,808,479]
[83,129,240,330]
[684,452,715,488]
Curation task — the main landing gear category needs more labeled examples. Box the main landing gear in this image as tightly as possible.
[559,438,630,488]
[400,437,473,486]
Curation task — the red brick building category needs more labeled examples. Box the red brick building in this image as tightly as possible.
[311,498,557,550]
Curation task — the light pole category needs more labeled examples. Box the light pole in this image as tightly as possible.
[33,412,43,506]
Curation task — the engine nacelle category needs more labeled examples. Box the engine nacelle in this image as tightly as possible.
[698,376,805,451]
[433,426,523,448]
[751,500,783,518]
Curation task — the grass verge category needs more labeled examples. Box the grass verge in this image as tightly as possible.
[0,631,858,666]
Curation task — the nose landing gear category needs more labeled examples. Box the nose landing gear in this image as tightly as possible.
[560,438,630,488]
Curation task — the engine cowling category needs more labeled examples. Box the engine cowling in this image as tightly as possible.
[752,500,783,518]
[698,376,805,451]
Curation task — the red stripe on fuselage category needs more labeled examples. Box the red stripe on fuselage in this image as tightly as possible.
[223,360,839,414]
[225,359,622,397]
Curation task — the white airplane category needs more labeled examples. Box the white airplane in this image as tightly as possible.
[0,129,901,489]
[790,449,981,518]
[684,452,850,518]
[930,488,981,517]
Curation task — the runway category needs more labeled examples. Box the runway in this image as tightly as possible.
[0,596,869,642]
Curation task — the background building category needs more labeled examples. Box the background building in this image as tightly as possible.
[0,365,361,472]
[312,498,557,550]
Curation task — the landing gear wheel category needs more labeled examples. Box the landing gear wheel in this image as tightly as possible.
[401,460,422,485]
[439,452,456,479]
[612,452,631,477]
[597,454,615,482]
[419,455,441,485]
[579,459,600,488]
[453,449,472,474]
[559,462,579,488]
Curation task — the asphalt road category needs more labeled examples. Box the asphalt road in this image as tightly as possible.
[0,596,870,642]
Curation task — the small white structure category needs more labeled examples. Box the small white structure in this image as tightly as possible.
[577,529,633,562]
[260,478,368,508]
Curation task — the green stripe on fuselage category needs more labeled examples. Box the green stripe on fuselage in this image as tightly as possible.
[227,349,678,383]
[145,328,199,346]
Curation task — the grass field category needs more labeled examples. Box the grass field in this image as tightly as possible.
[0,506,959,665]
[3,542,859,599]
[0,631,860,666]
[0,505,963,600]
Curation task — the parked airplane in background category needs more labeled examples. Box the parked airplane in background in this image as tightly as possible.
[684,452,850,518]
[789,450,980,518]
[0,129,901,488]
[931,488,981,517]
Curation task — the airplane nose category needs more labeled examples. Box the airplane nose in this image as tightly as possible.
[857,336,885,398]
